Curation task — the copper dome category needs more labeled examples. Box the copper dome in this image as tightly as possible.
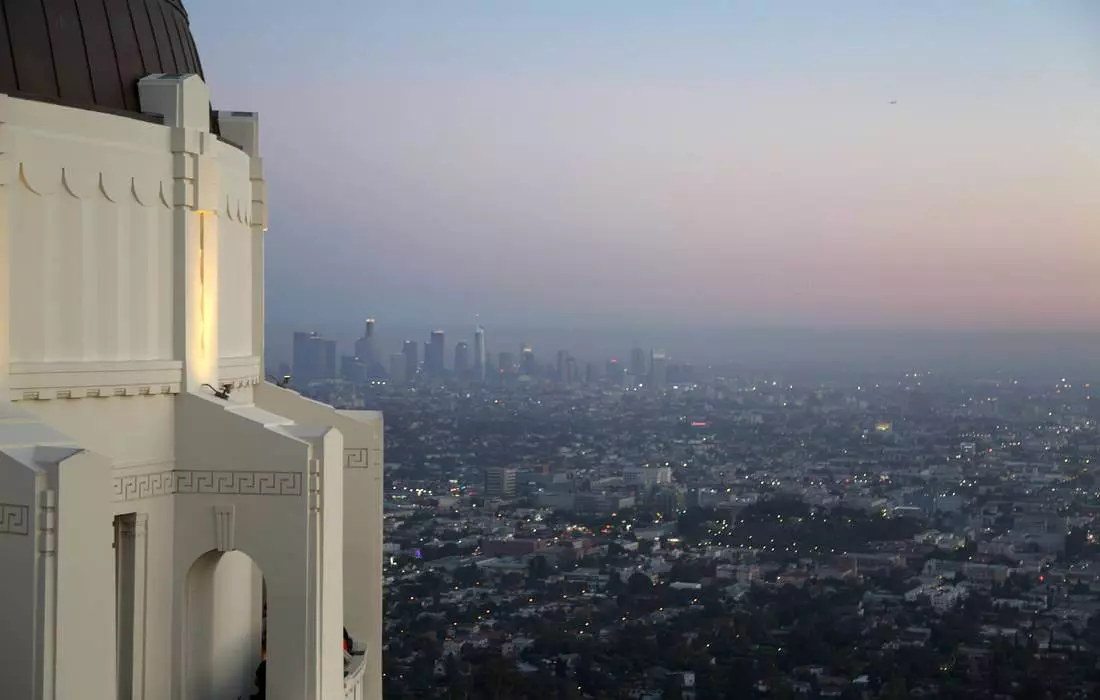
[0,0,204,116]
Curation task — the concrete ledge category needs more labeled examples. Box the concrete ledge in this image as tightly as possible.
[9,360,183,401]
[218,356,261,389]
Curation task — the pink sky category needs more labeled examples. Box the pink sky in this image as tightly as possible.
[191,0,1100,331]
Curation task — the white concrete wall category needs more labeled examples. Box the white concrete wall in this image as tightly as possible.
[48,449,117,700]
[335,411,384,700]
[4,96,175,366]
[27,395,174,468]
[2,88,262,402]
[172,392,345,700]
[28,392,179,700]
[0,448,44,700]
[307,424,345,700]
[215,141,254,362]
[254,383,384,700]
[1,78,362,700]
[141,499,176,700]
[210,551,261,700]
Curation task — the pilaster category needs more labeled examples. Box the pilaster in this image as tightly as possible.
[131,514,149,700]
[138,75,219,392]
[216,111,267,373]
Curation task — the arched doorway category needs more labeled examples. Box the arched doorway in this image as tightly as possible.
[184,550,265,700]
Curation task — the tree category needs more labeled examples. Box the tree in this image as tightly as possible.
[628,572,653,595]
[528,555,552,582]
[606,571,624,594]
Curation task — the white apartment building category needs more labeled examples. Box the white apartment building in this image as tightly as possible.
[623,465,673,488]
[0,3,382,700]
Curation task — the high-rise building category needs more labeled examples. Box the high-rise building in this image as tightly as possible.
[625,465,673,487]
[341,354,367,382]
[485,467,518,499]
[473,325,486,382]
[630,347,647,383]
[402,340,419,383]
[556,350,568,383]
[520,343,536,376]
[606,357,626,385]
[652,486,685,517]
[454,342,470,377]
[389,353,405,381]
[293,331,313,381]
[292,331,336,385]
[586,362,599,385]
[425,329,446,377]
[0,19,381,700]
[498,351,515,375]
[650,349,668,390]
[354,318,376,365]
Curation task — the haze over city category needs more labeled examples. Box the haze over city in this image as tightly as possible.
[5,1,1100,699]
[190,0,1099,354]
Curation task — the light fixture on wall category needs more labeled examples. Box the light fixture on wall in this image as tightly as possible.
[202,383,233,400]
[267,374,292,388]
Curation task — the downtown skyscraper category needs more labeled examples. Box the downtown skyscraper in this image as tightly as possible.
[473,325,486,382]
[426,329,446,377]
[354,318,377,365]
[454,342,470,377]
[402,340,419,383]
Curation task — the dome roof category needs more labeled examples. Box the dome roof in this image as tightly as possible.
[0,0,204,117]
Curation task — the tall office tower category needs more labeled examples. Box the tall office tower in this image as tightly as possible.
[566,356,579,384]
[520,343,536,375]
[292,331,314,383]
[556,350,568,382]
[426,329,446,377]
[668,362,695,385]
[484,467,518,499]
[454,342,470,377]
[341,354,367,382]
[650,349,669,390]
[292,331,337,385]
[402,340,419,383]
[0,25,382,700]
[389,353,405,381]
[473,325,486,382]
[354,318,377,366]
[321,338,337,379]
[498,351,515,375]
[586,362,599,385]
[606,357,626,385]
[630,347,647,383]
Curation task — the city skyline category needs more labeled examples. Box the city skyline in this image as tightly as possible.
[190,1,1100,332]
[272,316,1100,381]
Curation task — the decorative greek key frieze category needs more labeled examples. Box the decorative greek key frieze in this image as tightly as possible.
[344,448,370,469]
[175,471,302,496]
[114,471,177,501]
[112,470,303,501]
[0,503,30,536]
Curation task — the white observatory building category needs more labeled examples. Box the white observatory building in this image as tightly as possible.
[0,2,383,699]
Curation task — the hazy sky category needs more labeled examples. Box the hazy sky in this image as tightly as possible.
[189,1,1100,333]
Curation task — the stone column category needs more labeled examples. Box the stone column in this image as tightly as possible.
[138,75,219,392]
[50,449,116,700]
[214,111,267,376]
[131,514,149,700]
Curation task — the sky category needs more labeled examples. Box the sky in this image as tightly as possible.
[187,0,1100,339]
